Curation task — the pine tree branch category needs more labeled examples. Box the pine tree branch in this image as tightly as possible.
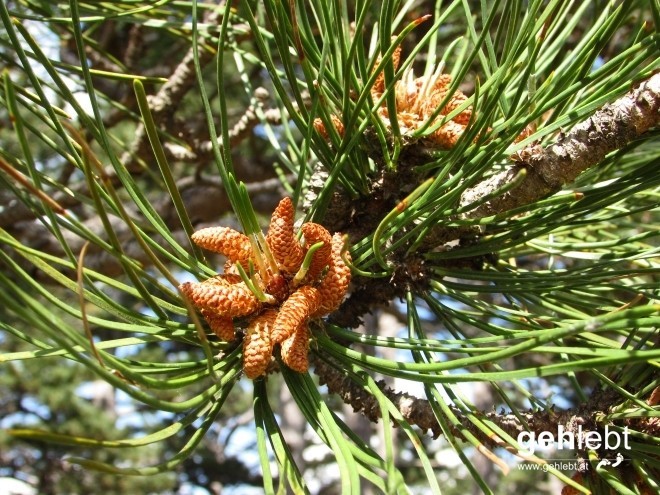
[315,73,660,441]
[2,176,292,281]
[330,72,660,329]
[0,88,281,231]
[117,9,222,176]
[429,72,660,244]
[313,354,656,454]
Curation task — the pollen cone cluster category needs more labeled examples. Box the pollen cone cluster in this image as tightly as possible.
[179,197,351,379]
[314,44,473,149]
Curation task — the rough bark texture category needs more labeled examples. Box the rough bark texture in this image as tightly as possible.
[458,73,660,220]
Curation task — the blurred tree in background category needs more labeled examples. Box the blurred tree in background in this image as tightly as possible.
[0,0,659,494]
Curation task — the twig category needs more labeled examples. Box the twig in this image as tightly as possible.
[195,88,282,174]
[312,353,640,452]
[117,11,221,175]
[428,72,660,245]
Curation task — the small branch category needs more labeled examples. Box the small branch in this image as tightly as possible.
[317,73,660,436]
[0,91,281,230]
[312,354,636,455]
[458,72,660,221]
[117,10,222,175]
[194,88,283,173]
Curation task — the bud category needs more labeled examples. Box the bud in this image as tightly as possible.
[243,309,277,379]
[281,324,310,373]
[271,285,321,344]
[179,278,261,317]
[266,197,305,273]
[372,43,402,96]
[314,233,351,316]
[201,309,235,341]
[430,120,465,149]
[191,226,253,268]
[300,222,332,283]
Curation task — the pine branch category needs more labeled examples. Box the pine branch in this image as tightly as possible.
[456,72,660,222]
[314,354,657,453]
[331,72,660,329]
[0,87,283,231]
[315,73,660,440]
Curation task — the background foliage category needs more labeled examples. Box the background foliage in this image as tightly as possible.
[1,0,659,494]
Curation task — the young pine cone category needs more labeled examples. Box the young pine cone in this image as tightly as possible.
[243,309,278,379]
[201,309,235,341]
[191,226,253,268]
[179,278,261,317]
[271,285,322,344]
[281,324,310,373]
[266,197,305,273]
[300,222,333,282]
[314,233,351,316]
